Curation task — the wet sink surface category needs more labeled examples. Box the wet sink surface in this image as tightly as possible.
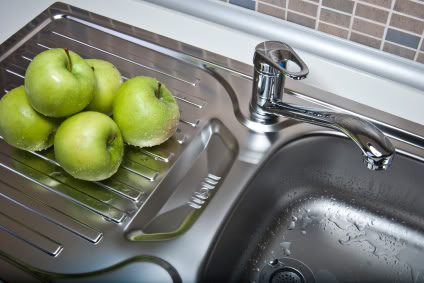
[202,135,424,283]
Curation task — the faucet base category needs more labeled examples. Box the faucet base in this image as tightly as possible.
[249,105,279,124]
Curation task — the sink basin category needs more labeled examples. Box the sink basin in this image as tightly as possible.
[201,135,424,282]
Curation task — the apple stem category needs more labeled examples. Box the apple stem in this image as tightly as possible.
[156,82,162,99]
[64,48,72,72]
[91,66,95,72]
[107,135,116,145]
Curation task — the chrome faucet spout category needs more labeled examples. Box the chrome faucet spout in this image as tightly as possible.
[263,101,394,170]
[251,41,395,170]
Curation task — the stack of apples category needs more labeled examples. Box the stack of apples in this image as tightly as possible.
[0,48,180,181]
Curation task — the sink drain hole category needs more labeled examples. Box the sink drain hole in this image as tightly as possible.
[271,268,303,283]
[259,258,315,283]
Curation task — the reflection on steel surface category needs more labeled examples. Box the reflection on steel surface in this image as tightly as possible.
[0,3,424,282]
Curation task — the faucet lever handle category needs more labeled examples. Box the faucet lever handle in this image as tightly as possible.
[254,41,309,80]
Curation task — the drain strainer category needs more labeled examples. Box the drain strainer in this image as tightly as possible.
[271,269,302,283]
[259,258,315,283]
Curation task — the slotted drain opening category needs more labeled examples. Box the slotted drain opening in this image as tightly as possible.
[259,258,315,283]
[271,269,303,283]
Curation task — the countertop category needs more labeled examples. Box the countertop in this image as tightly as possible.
[1,0,424,125]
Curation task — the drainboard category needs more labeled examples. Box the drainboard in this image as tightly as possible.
[0,3,238,277]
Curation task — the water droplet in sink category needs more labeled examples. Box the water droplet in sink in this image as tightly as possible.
[288,221,296,230]
[301,230,307,235]
[339,229,397,257]
[280,241,291,256]
[329,215,351,230]
[346,214,370,231]
[301,215,313,229]
[396,244,424,283]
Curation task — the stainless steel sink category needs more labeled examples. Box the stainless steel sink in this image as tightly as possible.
[1,3,424,283]
[201,135,424,282]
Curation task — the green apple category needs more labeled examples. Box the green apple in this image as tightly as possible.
[113,76,180,147]
[54,111,124,181]
[85,59,123,115]
[25,48,95,117]
[0,86,60,151]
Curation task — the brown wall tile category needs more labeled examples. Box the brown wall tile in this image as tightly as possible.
[220,0,424,64]
[288,0,318,17]
[258,2,286,19]
[318,22,349,38]
[352,17,385,38]
[320,8,352,28]
[383,42,416,59]
[394,0,424,20]
[350,32,382,48]
[355,3,389,23]
[417,53,424,64]
[322,0,355,14]
[259,0,286,8]
[358,0,392,9]
[287,11,316,28]
[390,13,424,35]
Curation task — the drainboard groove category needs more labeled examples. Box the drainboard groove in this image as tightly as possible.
[97,179,143,202]
[180,117,199,127]
[21,55,32,62]
[0,164,111,236]
[173,91,206,109]
[26,149,143,203]
[137,148,174,163]
[120,159,158,181]
[4,68,24,79]
[0,180,102,243]
[174,129,186,144]
[0,211,63,257]
[0,152,127,223]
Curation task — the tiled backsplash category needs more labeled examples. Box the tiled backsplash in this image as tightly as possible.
[218,0,424,64]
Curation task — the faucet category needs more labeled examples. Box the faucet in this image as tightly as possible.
[250,41,395,170]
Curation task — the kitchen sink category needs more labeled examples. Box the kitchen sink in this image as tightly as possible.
[201,135,424,282]
[1,3,424,282]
